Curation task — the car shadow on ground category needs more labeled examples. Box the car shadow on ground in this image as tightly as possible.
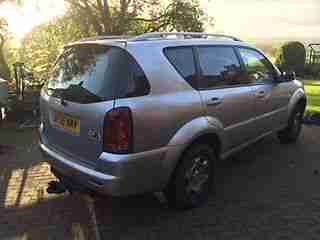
[0,123,273,239]
[91,134,287,239]
[1,195,93,240]
[92,127,320,239]
[1,124,320,239]
[0,124,94,239]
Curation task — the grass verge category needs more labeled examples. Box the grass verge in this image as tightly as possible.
[304,80,320,114]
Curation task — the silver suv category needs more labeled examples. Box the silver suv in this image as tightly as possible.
[39,32,306,209]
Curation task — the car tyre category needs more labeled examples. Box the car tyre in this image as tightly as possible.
[0,107,3,128]
[278,105,304,144]
[165,143,216,210]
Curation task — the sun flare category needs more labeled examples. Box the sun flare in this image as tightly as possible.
[0,0,65,39]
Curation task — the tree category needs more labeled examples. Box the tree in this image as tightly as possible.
[19,14,85,82]
[275,42,306,77]
[64,0,208,35]
[17,0,211,83]
[0,17,10,79]
[146,0,206,32]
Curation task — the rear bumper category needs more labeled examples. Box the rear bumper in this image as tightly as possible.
[39,138,179,196]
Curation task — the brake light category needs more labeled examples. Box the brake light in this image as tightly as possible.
[103,107,133,154]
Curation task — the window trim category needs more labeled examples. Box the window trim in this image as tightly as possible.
[126,52,151,98]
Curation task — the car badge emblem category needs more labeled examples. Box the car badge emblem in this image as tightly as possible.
[88,129,101,142]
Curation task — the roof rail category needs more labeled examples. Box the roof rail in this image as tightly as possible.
[129,32,242,42]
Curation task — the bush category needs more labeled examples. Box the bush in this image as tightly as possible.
[275,41,306,76]
[304,64,320,78]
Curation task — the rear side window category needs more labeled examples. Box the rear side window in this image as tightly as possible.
[197,46,245,89]
[46,45,149,103]
[164,47,197,88]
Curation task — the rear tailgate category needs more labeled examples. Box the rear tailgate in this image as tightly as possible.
[40,43,133,166]
[40,96,113,167]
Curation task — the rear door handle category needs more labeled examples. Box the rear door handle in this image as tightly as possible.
[207,97,223,106]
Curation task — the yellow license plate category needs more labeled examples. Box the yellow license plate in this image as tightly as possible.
[53,111,80,135]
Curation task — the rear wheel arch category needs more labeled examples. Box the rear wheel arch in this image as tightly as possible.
[165,134,221,209]
[166,132,222,189]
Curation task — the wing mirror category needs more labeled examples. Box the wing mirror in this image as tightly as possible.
[280,71,296,82]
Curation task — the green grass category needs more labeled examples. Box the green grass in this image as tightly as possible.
[304,80,320,114]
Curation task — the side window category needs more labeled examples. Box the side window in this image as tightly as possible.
[238,48,275,84]
[164,47,197,88]
[126,58,150,97]
[117,52,150,98]
[197,46,244,89]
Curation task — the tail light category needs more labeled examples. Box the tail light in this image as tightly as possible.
[103,107,133,154]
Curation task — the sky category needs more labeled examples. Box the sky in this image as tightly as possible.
[202,0,320,40]
[0,0,65,39]
[0,0,319,40]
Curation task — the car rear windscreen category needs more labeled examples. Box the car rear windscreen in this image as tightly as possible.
[46,44,149,103]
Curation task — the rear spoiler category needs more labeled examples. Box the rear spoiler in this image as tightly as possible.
[64,39,128,49]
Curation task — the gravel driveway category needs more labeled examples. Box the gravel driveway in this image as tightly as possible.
[1,124,320,239]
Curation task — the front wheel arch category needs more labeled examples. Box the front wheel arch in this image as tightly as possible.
[288,89,307,118]
[278,102,305,143]
[296,98,307,113]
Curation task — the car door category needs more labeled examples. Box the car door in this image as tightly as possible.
[196,46,257,151]
[237,47,290,136]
